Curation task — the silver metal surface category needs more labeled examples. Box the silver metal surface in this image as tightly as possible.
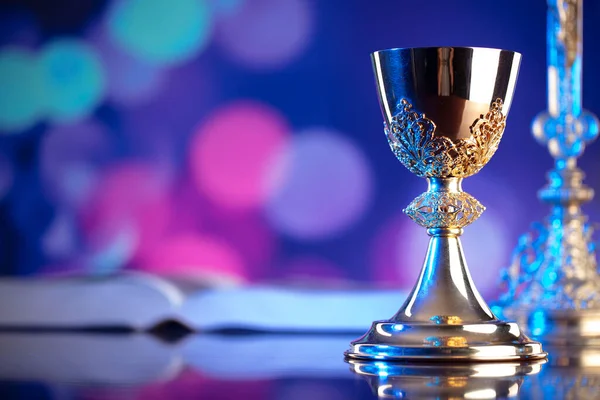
[373,47,519,144]
[348,359,545,399]
[493,0,600,344]
[346,46,546,361]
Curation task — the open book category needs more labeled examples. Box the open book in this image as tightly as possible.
[0,273,407,332]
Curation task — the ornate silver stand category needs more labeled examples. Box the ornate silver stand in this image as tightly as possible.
[493,0,600,343]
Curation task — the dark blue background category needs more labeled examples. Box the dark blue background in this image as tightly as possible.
[0,0,598,298]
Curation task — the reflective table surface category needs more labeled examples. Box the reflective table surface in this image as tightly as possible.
[0,332,598,399]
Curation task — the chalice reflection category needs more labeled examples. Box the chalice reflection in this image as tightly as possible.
[347,359,545,399]
[345,47,546,361]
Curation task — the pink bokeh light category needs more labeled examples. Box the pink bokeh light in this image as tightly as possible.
[135,370,271,400]
[216,0,313,69]
[265,128,373,240]
[208,212,277,280]
[133,232,246,283]
[190,101,290,210]
[165,178,277,281]
[79,162,172,271]
[133,370,206,400]
[166,178,206,234]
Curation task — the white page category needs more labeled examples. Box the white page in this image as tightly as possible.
[0,273,183,330]
[179,287,407,332]
[0,274,407,333]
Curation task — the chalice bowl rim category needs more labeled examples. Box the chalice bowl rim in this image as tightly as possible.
[371,45,522,56]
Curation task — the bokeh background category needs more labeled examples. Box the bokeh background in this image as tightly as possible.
[0,0,599,298]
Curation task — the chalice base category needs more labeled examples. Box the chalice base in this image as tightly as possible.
[345,320,546,361]
[345,234,546,362]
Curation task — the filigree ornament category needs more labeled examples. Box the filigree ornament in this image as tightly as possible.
[403,191,485,230]
[498,215,600,310]
[385,99,506,178]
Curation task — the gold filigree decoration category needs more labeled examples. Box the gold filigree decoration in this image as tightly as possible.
[385,98,506,178]
[403,191,485,229]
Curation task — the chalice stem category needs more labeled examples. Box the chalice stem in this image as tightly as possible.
[395,233,496,324]
[396,177,495,324]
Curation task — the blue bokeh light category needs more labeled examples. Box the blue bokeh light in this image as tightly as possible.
[39,39,106,122]
[0,48,44,131]
[530,310,547,337]
[108,0,212,65]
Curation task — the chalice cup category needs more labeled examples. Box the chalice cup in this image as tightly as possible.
[345,47,547,361]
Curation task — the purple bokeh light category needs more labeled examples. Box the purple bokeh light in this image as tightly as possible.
[216,0,313,69]
[132,232,246,283]
[190,101,290,210]
[265,128,373,240]
[39,120,114,208]
[89,25,166,106]
[120,57,217,153]
[42,210,78,260]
